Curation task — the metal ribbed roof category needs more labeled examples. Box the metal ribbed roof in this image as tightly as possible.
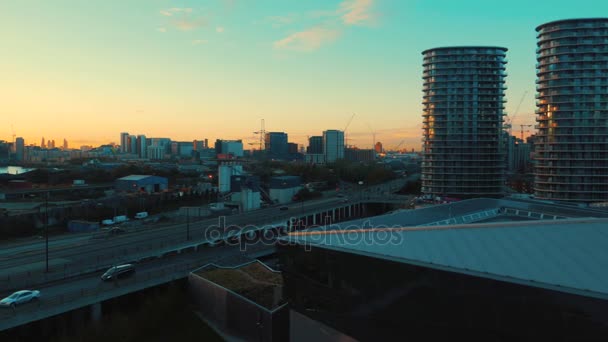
[284,218,608,300]
[117,175,159,181]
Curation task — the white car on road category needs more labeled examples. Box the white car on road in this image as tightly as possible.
[0,290,41,308]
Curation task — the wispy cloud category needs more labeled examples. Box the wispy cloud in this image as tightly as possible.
[160,7,206,31]
[174,18,207,31]
[339,0,376,25]
[266,14,298,28]
[156,27,167,33]
[215,26,225,33]
[160,7,193,16]
[272,0,377,53]
[192,39,209,45]
[274,27,340,52]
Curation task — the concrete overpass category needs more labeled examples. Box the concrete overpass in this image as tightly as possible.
[0,179,409,330]
[0,242,275,331]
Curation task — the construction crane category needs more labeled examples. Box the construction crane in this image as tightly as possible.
[394,139,405,151]
[520,124,533,140]
[367,123,376,150]
[343,113,356,147]
[252,119,266,151]
[504,91,528,135]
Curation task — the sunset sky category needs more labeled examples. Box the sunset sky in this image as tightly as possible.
[2,0,607,150]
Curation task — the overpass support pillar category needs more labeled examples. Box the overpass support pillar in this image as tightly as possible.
[90,302,102,322]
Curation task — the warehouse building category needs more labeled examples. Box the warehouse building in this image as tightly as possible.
[115,175,168,193]
[280,218,608,341]
[269,176,302,204]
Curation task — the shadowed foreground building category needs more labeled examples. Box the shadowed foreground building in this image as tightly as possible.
[279,218,608,341]
[534,18,608,202]
[421,46,507,198]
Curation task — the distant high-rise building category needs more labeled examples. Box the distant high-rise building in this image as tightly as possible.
[63,138,68,150]
[265,132,289,157]
[323,130,345,163]
[193,139,208,150]
[374,141,383,153]
[15,137,24,161]
[307,136,323,154]
[504,132,532,174]
[421,46,507,198]
[41,137,46,149]
[345,147,375,162]
[49,140,55,149]
[288,142,298,154]
[171,141,194,157]
[129,135,137,154]
[215,139,244,157]
[534,18,608,202]
[120,132,129,153]
[137,135,147,158]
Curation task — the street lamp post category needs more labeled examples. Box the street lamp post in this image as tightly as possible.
[186,207,190,241]
[45,191,49,273]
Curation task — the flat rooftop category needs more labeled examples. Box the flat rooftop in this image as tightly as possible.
[284,218,608,300]
[308,198,608,231]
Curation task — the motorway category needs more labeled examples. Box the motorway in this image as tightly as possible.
[0,179,406,293]
[0,241,275,331]
[0,179,407,331]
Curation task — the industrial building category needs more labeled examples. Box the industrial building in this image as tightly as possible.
[421,46,507,198]
[114,175,168,193]
[218,162,244,193]
[534,18,608,202]
[279,198,608,340]
[269,176,302,204]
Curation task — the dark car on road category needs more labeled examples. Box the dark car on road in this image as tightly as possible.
[107,227,126,236]
[101,264,135,281]
[279,206,289,211]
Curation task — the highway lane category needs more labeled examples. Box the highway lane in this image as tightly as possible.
[0,197,357,291]
[0,179,406,291]
[0,242,275,330]
[0,178,404,257]
[0,196,347,262]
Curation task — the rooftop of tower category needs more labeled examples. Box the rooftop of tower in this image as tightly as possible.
[535,17,608,31]
[422,46,508,55]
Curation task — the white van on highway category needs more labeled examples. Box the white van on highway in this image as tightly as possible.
[135,212,148,219]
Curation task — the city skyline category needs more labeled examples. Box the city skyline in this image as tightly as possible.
[3,1,608,149]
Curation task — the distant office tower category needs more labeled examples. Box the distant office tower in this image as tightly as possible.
[307,136,324,154]
[63,138,68,150]
[421,46,507,198]
[137,135,147,158]
[120,132,129,153]
[171,141,194,157]
[15,137,24,161]
[129,135,137,154]
[193,139,208,150]
[375,141,383,153]
[265,132,289,157]
[41,137,46,149]
[535,18,608,202]
[288,142,298,154]
[214,139,244,157]
[323,130,345,163]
